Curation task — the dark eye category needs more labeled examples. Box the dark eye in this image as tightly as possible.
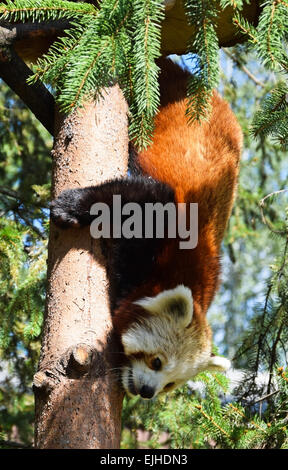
[151,357,162,371]
[164,382,175,391]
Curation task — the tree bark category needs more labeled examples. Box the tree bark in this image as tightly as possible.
[34,85,128,449]
[161,0,261,54]
[4,1,261,63]
[0,26,55,134]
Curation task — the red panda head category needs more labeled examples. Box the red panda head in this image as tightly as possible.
[118,285,230,399]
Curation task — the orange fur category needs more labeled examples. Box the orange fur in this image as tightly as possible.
[115,60,242,331]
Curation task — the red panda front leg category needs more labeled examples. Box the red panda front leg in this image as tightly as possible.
[50,177,176,306]
[50,176,175,229]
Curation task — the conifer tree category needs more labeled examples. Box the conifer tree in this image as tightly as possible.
[0,0,288,449]
[1,1,286,147]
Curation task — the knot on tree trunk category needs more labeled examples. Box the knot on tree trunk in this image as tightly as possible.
[33,343,105,394]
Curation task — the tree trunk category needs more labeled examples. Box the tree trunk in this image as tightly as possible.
[33,85,128,449]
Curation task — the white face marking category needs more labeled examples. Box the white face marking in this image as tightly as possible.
[121,285,230,399]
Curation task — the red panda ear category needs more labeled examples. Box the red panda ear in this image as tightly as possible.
[134,285,193,328]
[205,356,231,372]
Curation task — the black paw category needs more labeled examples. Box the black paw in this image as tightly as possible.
[50,188,90,229]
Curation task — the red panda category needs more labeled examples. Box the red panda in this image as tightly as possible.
[51,58,242,400]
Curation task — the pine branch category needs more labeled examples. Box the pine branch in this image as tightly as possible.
[29,21,90,85]
[251,83,288,148]
[256,0,288,72]
[184,0,220,122]
[15,208,45,239]
[194,404,232,440]
[232,12,259,44]
[0,186,21,199]
[259,189,288,234]
[223,48,265,88]
[220,0,250,9]
[0,0,286,152]
[252,389,280,404]
[0,0,98,22]
[129,0,164,149]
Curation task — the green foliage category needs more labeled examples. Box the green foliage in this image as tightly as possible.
[0,78,51,234]
[121,369,288,448]
[0,219,44,348]
[1,0,287,148]
[234,1,288,147]
[0,0,97,21]
[0,218,46,447]
[1,0,288,450]
[207,45,288,363]
[0,80,51,448]
[123,49,288,450]
[220,0,250,9]
[217,55,288,393]
[127,0,164,148]
[251,83,288,149]
[234,191,288,399]
[253,1,288,72]
[0,0,164,149]
[184,0,219,121]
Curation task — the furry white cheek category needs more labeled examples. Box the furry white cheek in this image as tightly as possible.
[121,327,159,357]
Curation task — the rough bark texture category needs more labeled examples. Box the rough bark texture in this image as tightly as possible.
[34,86,128,449]
[7,1,261,63]
[0,28,55,134]
[161,0,261,54]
